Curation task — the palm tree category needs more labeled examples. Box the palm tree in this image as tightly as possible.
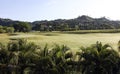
[17,39,39,74]
[0,43,10,74]
[33,44,73,74]
[6,39,38,74]
[33,44,59,74]
[76,42,120,74]
[49,44,73,74]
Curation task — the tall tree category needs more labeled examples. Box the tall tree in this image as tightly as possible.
[12,22,31,32]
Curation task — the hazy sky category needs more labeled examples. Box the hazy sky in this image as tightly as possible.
[0,0,120,21]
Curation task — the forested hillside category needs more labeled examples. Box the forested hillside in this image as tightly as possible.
[1,15,120,31]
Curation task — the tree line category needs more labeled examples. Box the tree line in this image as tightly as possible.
[0,22,31,33]
[0,39,120,74]
[1,15,120,32]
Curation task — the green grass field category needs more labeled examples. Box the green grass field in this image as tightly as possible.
[0,31,120,51]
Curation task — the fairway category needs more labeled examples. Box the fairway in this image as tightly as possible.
[0,32,120,50]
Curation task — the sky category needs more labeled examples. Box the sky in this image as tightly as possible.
[0,0,120,22]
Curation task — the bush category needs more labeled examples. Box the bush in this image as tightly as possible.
[0,39,120,74]
[0,25,14,33]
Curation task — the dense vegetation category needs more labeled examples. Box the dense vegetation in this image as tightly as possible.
[0,39,120,74]
[32,15,120,31]
[0,25,14,33]
[0,19,31,32]
[1,15,120,32]
[11,22,31,32]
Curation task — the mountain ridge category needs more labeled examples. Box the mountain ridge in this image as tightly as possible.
[0,15,120,30]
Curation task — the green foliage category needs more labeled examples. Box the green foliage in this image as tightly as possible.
[32,15,120,31]
[1,15,120,32]
[6,27,15,33]
[118,40,120,51]
[0,25,14,33]
[0,39,120,74]
[12,22,31,32]
[76,42,120,74]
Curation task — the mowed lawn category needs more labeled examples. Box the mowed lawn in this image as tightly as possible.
[0,32,120,50]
